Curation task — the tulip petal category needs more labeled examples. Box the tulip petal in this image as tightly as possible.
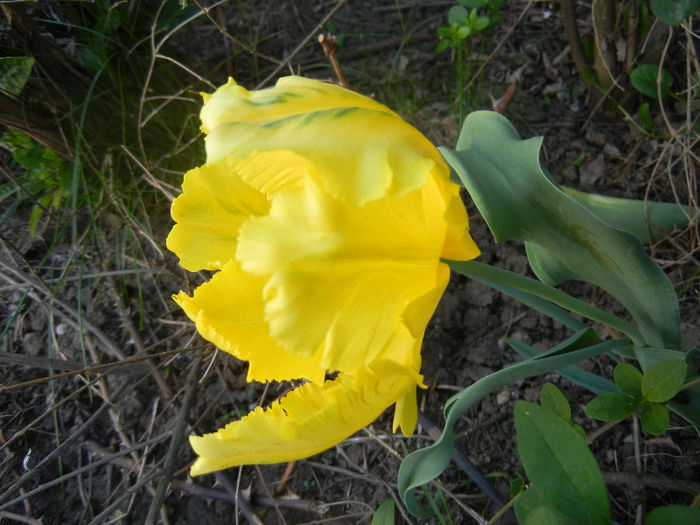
[236,176,460,371]
[262,261,438,374]
[206,107,445,206]
[200,76,396,135]
[174,260,325,384]
[189,362,419,475]
[435,176,481,260]
[393,386,419,436]
[237,174,452,275]
[167,162,270,271]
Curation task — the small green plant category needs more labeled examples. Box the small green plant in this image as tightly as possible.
[436,0,503,122]
[0,130,74,237]
[586,360,687,435]
[514,383,700,524]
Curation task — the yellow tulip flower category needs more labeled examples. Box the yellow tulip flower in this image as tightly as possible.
[166,76,480,476]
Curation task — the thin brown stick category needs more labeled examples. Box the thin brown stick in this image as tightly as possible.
[602,471,700,493]
[318,34,350,89]
[0,511,42,525]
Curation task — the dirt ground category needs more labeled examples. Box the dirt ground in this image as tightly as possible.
[1,1,699,524]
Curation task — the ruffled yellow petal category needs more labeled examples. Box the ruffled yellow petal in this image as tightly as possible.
[262,261,438,373]
[166,161,270,271]
[174,260,325,384]
[204,95,445,206]
[235,175,459,371]
[209,110,441,206]
[200,76,396,135]
[189,361,420,475]
[432,171,481,260]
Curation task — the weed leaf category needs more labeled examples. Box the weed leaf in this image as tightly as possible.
[640,403,670,435]
[0,56,35,98]
[649,0,700,26]
[371,499,395,525]
[540,383,571,423]
[630,64,673,98]
[514,401,610,525]
[614,363,643,398]
[641,359,687,402]
[585,392,637,421]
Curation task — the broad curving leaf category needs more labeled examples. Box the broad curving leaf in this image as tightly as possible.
[515,401,610,525]
[562,187,695,245]
[442,111,680,352]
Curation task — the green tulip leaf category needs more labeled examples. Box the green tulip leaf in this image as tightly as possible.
[640,403,670,435]
[641,359,687,402]
[515,401,610,524]
[398,339,621,517]
[585,392,638,421]
[562,187,695,245]
[442,111,680,352]
[505,334,624,397]
[614,363,643,398]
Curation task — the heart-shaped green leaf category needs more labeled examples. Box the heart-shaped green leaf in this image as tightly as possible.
[614,363,643,398]
[640,403,670,435]
[641,359,687,402]
[649,0,700,26]
[585,392,638,421]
